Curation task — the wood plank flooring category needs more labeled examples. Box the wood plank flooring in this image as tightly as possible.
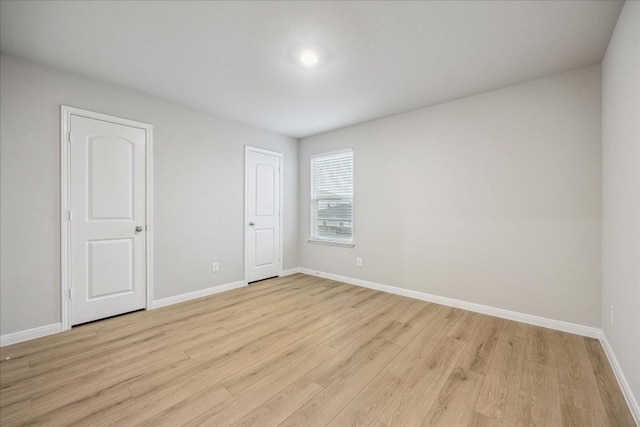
[0,274,635,426]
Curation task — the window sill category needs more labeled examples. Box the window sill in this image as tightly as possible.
[307,239,355,248]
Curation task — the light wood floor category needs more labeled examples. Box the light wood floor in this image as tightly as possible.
[0,274,635,426]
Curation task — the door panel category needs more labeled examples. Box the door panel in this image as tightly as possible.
[255,229,275,266]
[256,164,276,216]
[88,136,134,220]
[247,149,281,282]
[70,115,146,325]
[87,239,134,299]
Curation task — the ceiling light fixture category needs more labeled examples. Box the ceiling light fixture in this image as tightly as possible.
[299,50,319,67]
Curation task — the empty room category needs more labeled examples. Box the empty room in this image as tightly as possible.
[0,0,638,426]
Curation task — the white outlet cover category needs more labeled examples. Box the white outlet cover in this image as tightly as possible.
[610,305,614,324]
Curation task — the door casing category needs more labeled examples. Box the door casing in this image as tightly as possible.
[244,146,284,283]
[60,106,154,331]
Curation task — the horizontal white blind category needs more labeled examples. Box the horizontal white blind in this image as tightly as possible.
[311,150,353,242]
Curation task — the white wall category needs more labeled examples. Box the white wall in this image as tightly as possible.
[299,65,602,327]
[602,0,640,413]
[0,54,298,336]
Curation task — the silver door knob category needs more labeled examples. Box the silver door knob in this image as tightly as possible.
[135,226,144,232]
[249,222,255,227]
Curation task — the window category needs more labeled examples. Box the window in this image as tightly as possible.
[310,149,354,247]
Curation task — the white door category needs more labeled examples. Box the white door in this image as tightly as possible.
[70,115,147,325]
[246,148,282,283]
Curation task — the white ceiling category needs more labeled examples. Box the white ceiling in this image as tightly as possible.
[0,1,623,138]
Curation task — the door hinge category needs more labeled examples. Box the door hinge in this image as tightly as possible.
[67,132,72,143]
[68,289,72,300]
[67,210,72,221]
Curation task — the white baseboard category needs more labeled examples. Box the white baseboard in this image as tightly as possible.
[298,268,602,339]
[299,268,640,421]
[0,323,63,347]
[1,280,248,346]
[280,267,302,277]
[1,268,636,424]
[599,332,640,425]
[151,280,247,309]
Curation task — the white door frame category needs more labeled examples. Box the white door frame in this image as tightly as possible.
[244,146,284,283]
[60,106,154,331]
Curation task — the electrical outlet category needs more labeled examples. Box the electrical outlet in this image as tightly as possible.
[610,305,614,324]
[356,257,363,267]
[212,262,219,273]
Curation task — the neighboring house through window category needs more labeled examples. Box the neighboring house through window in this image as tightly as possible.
[310,149,354,247]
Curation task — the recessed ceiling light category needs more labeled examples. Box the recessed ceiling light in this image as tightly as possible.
[299,50,319,67]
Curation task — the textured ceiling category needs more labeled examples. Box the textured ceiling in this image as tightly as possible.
[0,1,623,138]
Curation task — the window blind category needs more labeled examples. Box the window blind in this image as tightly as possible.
[311,150,354,243]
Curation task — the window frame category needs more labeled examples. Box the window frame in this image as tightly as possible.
[308,149,355,248]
